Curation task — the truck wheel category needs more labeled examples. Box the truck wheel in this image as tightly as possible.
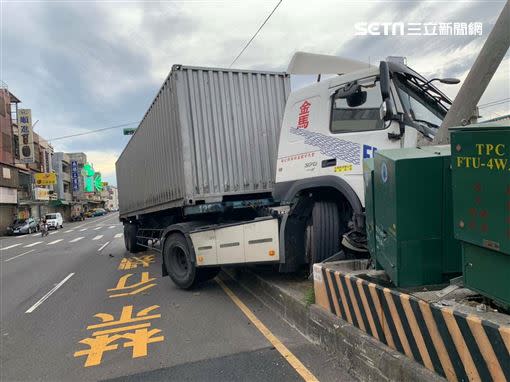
[124,224,143,253]
[305,200,341,265]
[163,233,198,289]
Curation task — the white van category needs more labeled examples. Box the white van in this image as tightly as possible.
[45,213,63,230]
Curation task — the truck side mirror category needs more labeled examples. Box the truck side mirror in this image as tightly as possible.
[379,98,397,121]
[379,61,391,100]
[346,90,367,107]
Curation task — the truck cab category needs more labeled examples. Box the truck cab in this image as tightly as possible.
[274,54,453,270]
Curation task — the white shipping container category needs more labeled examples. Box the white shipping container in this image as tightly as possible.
[116,65,290,218]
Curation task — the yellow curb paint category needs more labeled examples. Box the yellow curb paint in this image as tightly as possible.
[216,278,319,382]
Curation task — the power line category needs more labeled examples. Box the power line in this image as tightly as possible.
[229,0,283,68]
[48,121,139,142]
[478,97,510,109]
[479,98,509,107]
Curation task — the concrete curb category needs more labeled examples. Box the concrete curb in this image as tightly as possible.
[222,268,444,382]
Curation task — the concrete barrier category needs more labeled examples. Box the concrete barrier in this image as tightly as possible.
[222,267,444,382]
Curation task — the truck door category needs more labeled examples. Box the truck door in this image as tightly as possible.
[275,76,404,206]
[318,77,402,203]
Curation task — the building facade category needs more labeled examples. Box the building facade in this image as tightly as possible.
[0,83,19,231]
[104,185,119,211]
[16,130,55,220]
[0,83,110,234]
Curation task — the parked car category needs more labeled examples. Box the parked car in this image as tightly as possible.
[84,210,94,218]
[6,218,38,235]
[70,213,85,221]
[92,208,107,217]
[45,213,63,230]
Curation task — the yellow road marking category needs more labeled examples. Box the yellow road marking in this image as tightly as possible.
[92,323,151,337]
[216,278,319,382]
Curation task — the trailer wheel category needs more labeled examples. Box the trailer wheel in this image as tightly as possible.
[305,200,341,265]
[124,223,143,253]
[164,233,198,289]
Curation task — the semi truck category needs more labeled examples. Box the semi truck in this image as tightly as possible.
[116,52,457,288]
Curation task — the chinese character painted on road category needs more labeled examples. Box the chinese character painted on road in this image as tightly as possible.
[74,305,164,367]
[297,100,311,129]
[108,272,157,298]
[118,255,156,270]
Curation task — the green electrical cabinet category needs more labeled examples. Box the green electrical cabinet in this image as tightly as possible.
[373,146,461,287]
[450,121,510,308]
[363,158,377,264]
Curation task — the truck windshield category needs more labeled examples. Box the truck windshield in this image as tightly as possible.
[394,73,449,133]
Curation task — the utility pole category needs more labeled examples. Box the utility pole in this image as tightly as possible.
[433,0,510,144]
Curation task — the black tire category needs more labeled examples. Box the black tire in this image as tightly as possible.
[305,200,341,265]
[163,233,198,289]
[124,223,143,253]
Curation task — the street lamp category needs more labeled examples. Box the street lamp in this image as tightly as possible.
[424,77,461,86]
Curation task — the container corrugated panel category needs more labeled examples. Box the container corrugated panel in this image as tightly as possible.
[117,65,290,218]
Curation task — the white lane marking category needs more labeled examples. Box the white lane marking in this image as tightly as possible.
[79,228,87,232]
[69,237,84,243]
[47,239,63,245]
[92,235,103,241]
[49,231,59,235]
[94,226,102,230]
[74,213,119,228]
[25,273,75,313]
[16,235,28,239]
[24,241,42,248]
[64,229,74,233]
[5,249,35,262]
[114,233,123,238]
[31,233,40,237]
[98,241,110,252]
[1,243,21,250]
[108,225,115,229]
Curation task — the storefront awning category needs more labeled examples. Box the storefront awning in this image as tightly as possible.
[18,200,49,206]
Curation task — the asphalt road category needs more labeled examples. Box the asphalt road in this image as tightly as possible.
[0,213,354,381]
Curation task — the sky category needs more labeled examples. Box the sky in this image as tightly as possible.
[1,0,509,186]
